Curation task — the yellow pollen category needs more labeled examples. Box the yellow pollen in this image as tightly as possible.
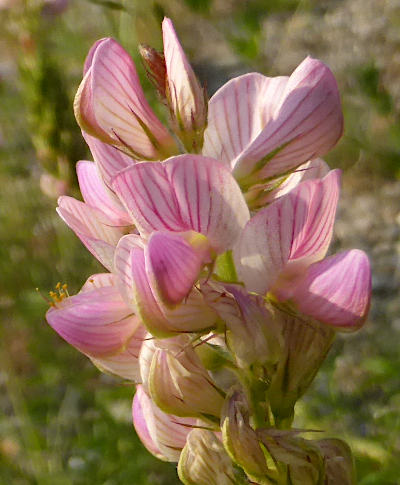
[48,282,69,307]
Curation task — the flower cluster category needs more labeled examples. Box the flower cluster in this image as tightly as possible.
[46,18,371,484]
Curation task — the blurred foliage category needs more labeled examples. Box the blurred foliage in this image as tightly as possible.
[0,0,399,483]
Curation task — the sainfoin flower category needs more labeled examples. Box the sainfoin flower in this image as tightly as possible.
[46,17,371,485]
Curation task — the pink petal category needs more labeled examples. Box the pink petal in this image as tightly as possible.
[80,272,116,292]
[75,38,176,159]
[139,334,157,391]
[291,250,371,329]
[203,73,288,168]
[162,18,206,136]
[76,160,132,226]
[83,132,136,188]
[112,154,250,252]
[234,170,341,295]
[233,57,343,180]
[91,324,146,381]
[114,234,145,309]
[114,235,218,336]
[145,231,209,305]
[46,283,138,357]
[133,385,195,462]
[133,386,164,460]
[57,196,124,270]
[255,158,330,206]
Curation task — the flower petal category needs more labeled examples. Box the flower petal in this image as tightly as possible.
[233,57,343,180]
[75,38,176,159]
[162,18,206,146]
[253,158,330,207]
[291,249,371,329]
[76,160,131,226]
[133,385,195,462]
[203,73,288,168]
[57,196,124,270]
[112,154,250,252]
[114,235,218,336]
[46,282,138,357]
[145,231,209,305]
[83,132,136,188]
[91,324,146,381]
[234,170,341,295]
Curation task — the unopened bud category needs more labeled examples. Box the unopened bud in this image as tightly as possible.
[178,429,237,485]
[267,313,334,424]
[149,337,225,420]
[222,390,269,479]
[258,429,324,485]
[316,438,356,484]
[205,283,282,382]
[139,44,167,101]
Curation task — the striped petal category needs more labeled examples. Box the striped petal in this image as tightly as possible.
[162,18,206,149]
[133,385,195,462]
[203,73,288,168]
[203,58,343,183]
[252,158,330,207]
[291,250,371,330]
[77,160,131,226]
[91,324,146,381]
[83,132,136,187]
[233,57,343,181]
[145,231,210,306]
[114,235,218,336]
[57,196,125,270]
[74,38,176,159]
[112,154,250,252]
[234,170,341,295]
[46,277,138,357]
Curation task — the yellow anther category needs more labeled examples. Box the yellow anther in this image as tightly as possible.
[56,282,61,290]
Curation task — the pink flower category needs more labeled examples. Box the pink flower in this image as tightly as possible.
[234,171,371,329]
[203,57,343,187]
[46,273,145,380]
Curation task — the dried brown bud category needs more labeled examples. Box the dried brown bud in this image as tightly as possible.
[139,44,167,101]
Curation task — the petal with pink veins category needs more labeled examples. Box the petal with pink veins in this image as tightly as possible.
[162,18,206,145]
[74,38,176,159]
[83,132,136,188]
[233,57,343,181]
[291,249,371,330]
[133,385,195,462]
[46,279,138,357]
[203,58,343,183]
[146,231,210,306]
[91,324,146,381]
[203,73,288,168]
[112,154,250,252]
[234,170,341,295]
[251,158,330,207]
[57,196,125,271]
[77,160,132,226]
[114,235,218,336]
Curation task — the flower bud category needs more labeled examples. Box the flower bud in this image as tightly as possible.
[148,337,225,420]
[316,438,356,484]
[267,313,334,424]
[162,18,208,152]
[139,44,167,102]
[258,429,324,485]
[204,282,282,382]
[221,390,269,479]
[178,429,236,485]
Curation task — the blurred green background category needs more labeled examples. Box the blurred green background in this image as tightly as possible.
[0,0,399,483]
